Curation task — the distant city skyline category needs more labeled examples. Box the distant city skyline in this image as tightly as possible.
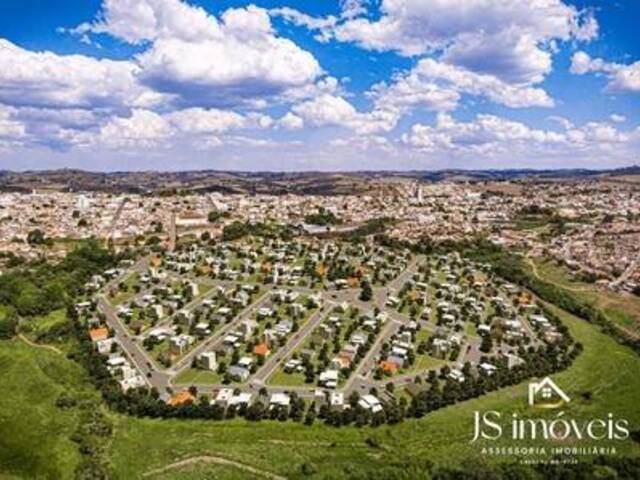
[0,0,639,171]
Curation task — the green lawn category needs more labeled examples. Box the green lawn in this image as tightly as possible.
[109,273,141,305]
[401,354,447,376]
[267,369,308,387]
[173,369,223,385]
[464,321,479,338]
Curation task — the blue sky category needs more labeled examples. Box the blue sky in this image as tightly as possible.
[0,0,638,171]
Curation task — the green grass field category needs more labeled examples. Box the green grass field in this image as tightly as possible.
[267,369,308,387]
[0,339,94,478]
[532,257,640,335]
[2,296,640,478]
[25,309,67,336]
[173,368,223,385]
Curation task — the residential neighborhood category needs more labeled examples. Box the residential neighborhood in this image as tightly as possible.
[75,233,571,413]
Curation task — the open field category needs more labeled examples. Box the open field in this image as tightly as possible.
[532,257,640,336]
[3,294,639,478]
[0,340,91,478]
[24,309,68,338]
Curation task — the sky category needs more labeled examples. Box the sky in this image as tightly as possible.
[0,0,638,172]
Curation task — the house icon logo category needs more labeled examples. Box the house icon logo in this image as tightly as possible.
[528,377,570,409]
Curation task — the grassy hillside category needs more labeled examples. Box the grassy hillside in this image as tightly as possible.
[0,339,87,478]
[532,257,640,336]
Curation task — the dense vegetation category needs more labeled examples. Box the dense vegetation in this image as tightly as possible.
[0,239,116,318]
[222,220,296,241]
[304,208,341,226]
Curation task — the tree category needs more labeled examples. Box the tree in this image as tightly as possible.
[208,211,222,223]
[359,280,373,302]
[26,229,46,245]
[480,335,493,353]
[0,309,18,339]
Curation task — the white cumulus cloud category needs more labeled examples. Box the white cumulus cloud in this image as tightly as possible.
[571,51,640,93]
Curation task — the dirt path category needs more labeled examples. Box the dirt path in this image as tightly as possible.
[526,257,586,293]
[18,334,63,355]
[142,455,287,480]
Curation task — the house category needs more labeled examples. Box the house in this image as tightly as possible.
[386,355,405,369]
[229,392,253,407]
[237,356,254,369]
[89,327,109,343]
[330,391,345,410]
[148,327,173,342]
[284,358,302,373]
[308,293,322,308]
[285,291,300,303]
[386,296,400,307]
[120,374,146,391]
[350,332,367,347]
[95,337,116,354]
[477,324,491,336]
[234,291,250,306]
[193,322,210,336]
[228,365,250,382]
[334,279,348,290]
[448,369,465,383]
[314,389,328,407]
[106,356,126,368]
[186,281,199,297]
[269,392,291,408]
[379,360,398,375]
[239,319,257,338]
[214,388,234,407]
[528,377,570,407]
[150,304,164,320]
[504,352,525,369]
[358,394,383,413]
[331,356,351,370]
[197,351,217,371]
[253,343,271,357]
[319,369,339,389]
[169,334,194,355]
[530,315,551,329]
[479,362,497,375]
[176,309,193,326]
[116,306,133,318]
[75,301,92,313]
[274,320,293,335]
